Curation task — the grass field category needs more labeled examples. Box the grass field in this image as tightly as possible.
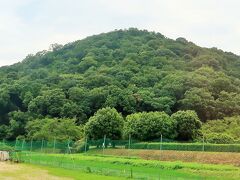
[0,162,122,180]
[10,151,240,179]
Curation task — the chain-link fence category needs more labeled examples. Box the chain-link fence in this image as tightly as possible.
[1,138,240,154]
[1,138,240,179]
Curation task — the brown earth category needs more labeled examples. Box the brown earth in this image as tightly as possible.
[93,149,240,166]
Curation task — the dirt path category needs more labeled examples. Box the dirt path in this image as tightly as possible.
[0,162,71,180]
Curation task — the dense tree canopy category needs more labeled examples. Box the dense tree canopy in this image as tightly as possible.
[0,28,240,140]
[123,112,176,141]
[171,110,202,140]
[85,107,124,140]
[25,118,82,141]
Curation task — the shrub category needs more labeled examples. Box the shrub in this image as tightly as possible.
[123,112,176,141]
[201,116,240,142]
[205,133,235,144]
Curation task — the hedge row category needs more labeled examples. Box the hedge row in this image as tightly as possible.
[126,143,240,152]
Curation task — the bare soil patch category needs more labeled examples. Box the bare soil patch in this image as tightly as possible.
[0,162,20,172]
[97,149,240,166]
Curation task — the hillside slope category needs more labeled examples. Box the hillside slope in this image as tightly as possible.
[0,28,240,139]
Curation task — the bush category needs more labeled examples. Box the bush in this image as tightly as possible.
[26,118,82,141]
[201,116,240,142]
[123,112,176,141]
[205,133,235,144]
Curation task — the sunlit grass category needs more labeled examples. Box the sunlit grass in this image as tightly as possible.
[11,151,240,179]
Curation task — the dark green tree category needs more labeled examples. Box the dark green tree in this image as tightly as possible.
[26,118,82,141]
[28,89,66,117]
[85,107,124,140]
[123,111,176,140]
[171,110,202,140]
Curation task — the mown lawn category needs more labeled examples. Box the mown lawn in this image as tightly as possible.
[11,152,240,179]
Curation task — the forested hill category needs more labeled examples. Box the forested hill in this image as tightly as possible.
[1,28,240,140]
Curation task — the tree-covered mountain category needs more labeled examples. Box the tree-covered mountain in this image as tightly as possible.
[0,28,240,140]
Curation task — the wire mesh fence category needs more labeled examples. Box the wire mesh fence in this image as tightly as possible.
[8,151,176,179]
[1,138,240,153]
[1,138,240,179]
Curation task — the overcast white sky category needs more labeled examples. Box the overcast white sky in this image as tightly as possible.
[0,0,240,67]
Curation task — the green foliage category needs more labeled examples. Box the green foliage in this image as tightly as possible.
[73,140,89,153]
[180,88,216,120]
[205,133,235,144]
[123,112,176,140]
[0,142,13,151]
[171,110,202,140]
[0,28,240,140]
[201,116,240,142]
[28,89,66,117]
[7,111,32,139]
[0,125,9,139]
[85,107,124,140]
[25,118,82,141]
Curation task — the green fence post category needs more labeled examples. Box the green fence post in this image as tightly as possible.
[202,135,205,152]
[67,139,71,154]
[128,134,131,149]
[41,139,44,153]
[29,138,33,163]
[2,139,5,149]
[128,134,131,157]
[103,135,106,155]
[30,139,33,152]
[20,139,25,163]
[159,134,163,160]
[67,138,76,169]
[53,138,56,154]
[14,139,18,150]
[84,137,88,153]
[21,139,25,151]
[160,134,163,151]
